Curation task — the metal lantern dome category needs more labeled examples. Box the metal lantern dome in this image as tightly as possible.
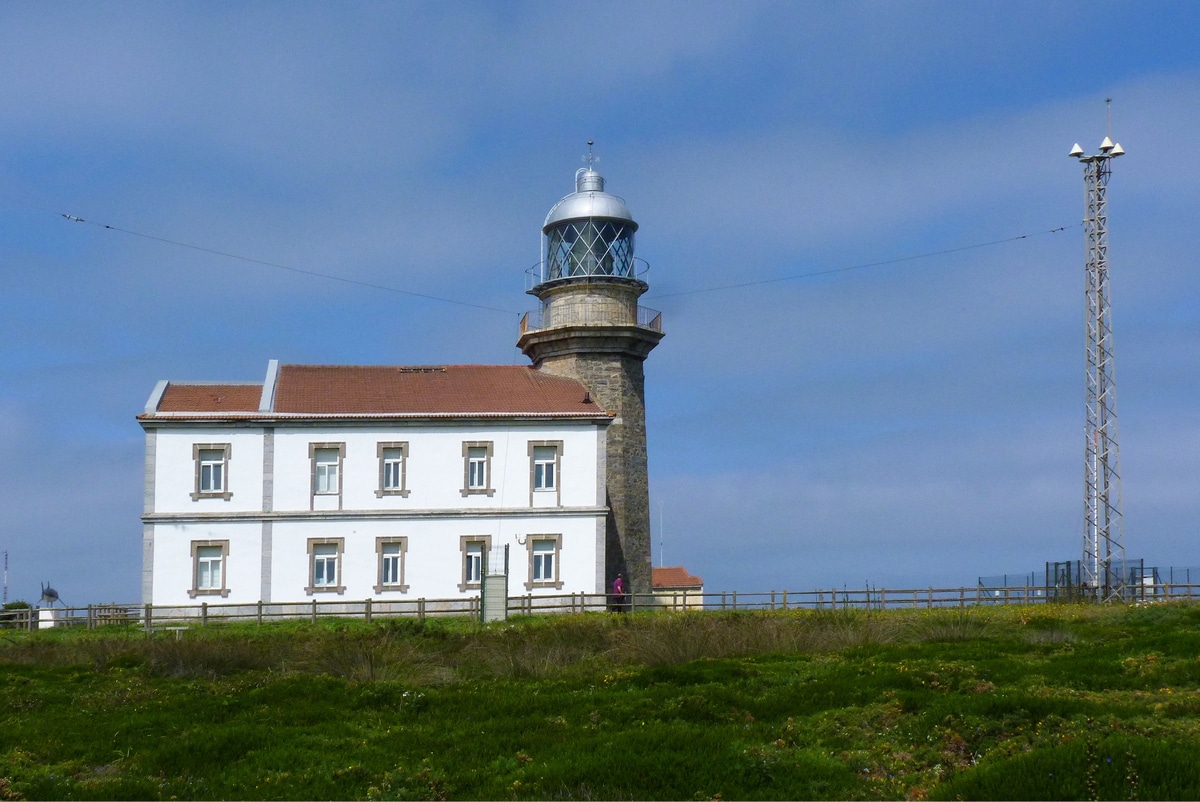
[540,167,638,282]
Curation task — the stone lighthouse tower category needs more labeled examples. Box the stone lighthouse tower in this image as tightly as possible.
[518,156,663,596]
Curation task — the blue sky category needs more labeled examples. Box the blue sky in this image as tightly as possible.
[2,1,1198,604]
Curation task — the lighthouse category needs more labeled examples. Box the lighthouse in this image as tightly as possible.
[518,155,663,596]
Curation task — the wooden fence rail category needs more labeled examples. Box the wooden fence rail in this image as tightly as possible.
[3,582,1199,632]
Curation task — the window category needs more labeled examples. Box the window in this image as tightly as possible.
[197,546,223,588]
[309,443,345,509]
[314,449,339,493]
[374,537,409,593]
[524,534,563,590]
[375,442,410,498]
[191,443,232,501]
[533,447,556,490]
[465,542,483,583]
[527,441,563,506]
[306,537,345,595]
[200,451,225,492]
[532,540,554,580]
[458,535,492,591]
[468,448,486,488]
[460,441,494,497]
[188,540,230,598]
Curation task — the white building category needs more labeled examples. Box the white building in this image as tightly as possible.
[139,361,612,605]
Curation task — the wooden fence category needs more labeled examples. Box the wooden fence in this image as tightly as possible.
[3,581,1199,632]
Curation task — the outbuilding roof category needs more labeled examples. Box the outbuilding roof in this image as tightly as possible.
[140,362,609,421]
[652,566,704,590]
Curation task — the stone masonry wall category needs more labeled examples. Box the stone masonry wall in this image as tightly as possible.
[535,350,653,596]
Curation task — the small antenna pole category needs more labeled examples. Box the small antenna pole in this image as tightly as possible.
[582,140,599,170]
[2,550,7,605]
[658,502,664,567]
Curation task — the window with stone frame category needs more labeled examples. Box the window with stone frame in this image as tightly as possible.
[460,441,495,497]
[306,537,345,595]
[189,539,230,598]
[458,535,492,591]
[309,443,345,509]
[376,442,410,498]
[191,443,232,501]
[527,440,563,506]
[374,537,409,593]
[524,534,564,590]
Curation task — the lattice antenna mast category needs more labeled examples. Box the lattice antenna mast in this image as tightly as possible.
[1069,106,1126,601]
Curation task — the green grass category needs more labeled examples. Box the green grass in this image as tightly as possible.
[2,604,1200,799]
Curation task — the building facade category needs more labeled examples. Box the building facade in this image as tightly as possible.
[140,363,612,605]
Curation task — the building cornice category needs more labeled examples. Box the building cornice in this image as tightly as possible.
[143,505,610,524]
[518,324,664,364]
[138,413,614,429]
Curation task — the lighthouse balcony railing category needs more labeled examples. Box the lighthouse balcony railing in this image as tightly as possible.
[520,304,662,335]
[525,257,651,292]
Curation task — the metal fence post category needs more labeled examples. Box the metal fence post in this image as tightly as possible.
[311,599,318,624]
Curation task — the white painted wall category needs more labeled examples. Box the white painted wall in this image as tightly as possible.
[269,423,600,512]
[149,520,262,606]
[145,419,608,605]
[152,428,265,513]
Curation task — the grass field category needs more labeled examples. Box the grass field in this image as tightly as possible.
[2,603,1200,800]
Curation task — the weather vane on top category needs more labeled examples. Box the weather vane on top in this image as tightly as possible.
[582,140,599,170]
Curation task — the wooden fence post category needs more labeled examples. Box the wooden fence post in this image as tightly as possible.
[144,603,153,631]
[257,600,263,625]
[418,598,426,623]
[365,598,373,623]
[201,602,208,627]
[311,599,318,624]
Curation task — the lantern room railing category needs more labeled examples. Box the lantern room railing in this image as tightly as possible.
[520,304,662,335]
[525,257,651,292]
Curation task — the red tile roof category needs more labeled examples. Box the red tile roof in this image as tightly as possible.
[156,384,262,413]
[273,364,602,416]
[144,364,607,419]
[652,566,704,590]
